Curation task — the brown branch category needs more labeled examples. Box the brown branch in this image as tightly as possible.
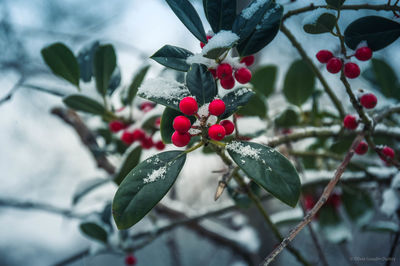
[51,107,116,175]
[282,4,400,21]
[261,133,365,265]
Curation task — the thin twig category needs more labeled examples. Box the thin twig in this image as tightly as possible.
[261,133,365,265]
[282,4,400,21]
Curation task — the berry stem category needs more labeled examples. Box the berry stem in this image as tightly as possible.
[208,139,226,147]
[184,141,204,154]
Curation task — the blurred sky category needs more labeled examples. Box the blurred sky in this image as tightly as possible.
[0,0,400,265]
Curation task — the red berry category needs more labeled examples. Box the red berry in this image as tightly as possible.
[360,93,377,109]
[220,76,235,90]
[344,62,360,79]
[304,195,316,211]
[140,102,155,112]
[109,120,126,133]
[327,193,341,209]
[208,99,226,116]
[200,35,212,49]
[121,131,134,145]
[155,140,166,150]
[380,146,395,163]
[132,129,146,141]
[282,128,292,135]
[343,115,358,130]
[125,255,137,265]
[209,68,217,78]
[173,116,191,133]
[316,50,333,63]
[155,117,161,127]
[355,47,372,61]
[240,55,255,66]
[234,68,252,84]
[220,120,234,135]
[179,97,198,116]
[208,124,226,141]
[355,141,368,155]
[171,131,191,147]
[216,63,233,80]
[326,57,342,74]
[141,136,154,149]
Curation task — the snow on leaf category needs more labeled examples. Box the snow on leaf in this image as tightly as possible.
[241,0,269,20]
[138,77,190,108]
[302,8,335,26]
[202,30,239,55]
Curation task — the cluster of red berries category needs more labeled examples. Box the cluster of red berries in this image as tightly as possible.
[171,96,235,147]
[125,254,137,265]
[343,92,378,130]
[109,121,165,150]
[200,35,253,89]
[316,46,373,79]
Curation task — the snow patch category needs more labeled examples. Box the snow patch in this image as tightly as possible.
[227,141,262,160]
[202,30,239,55]
[241,0,268,20]
[143,165,167,184]
[186,54,217,69]
[302,8,335,26]
[138,78,190,106]
[380,189,400,216]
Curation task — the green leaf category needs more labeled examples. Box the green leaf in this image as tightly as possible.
[93,44,117,96]
[274,106,301,128]
[362,221,399,233]
[237,3,283,56]
[344,16,400,51]
[250,65,277,97]
[326,0,345,9]
[221,87,255,119]
[203,0,236,33]
[77,41,99,82]
[114,146,142,185]
[342,186,374,227]
[232,0,274,42]
[365,58,400,100]
[283,60,315,106]
[303,12,336,34]
[126,65,150,104]
[41,42,80,88]
[107,67,121,96]
[227,141,301,207]
[236,93,267,118]
[165,0,207,43]
[160,107,195,144]
[151,45,193,72]
[80,222,108,243]
[112,151,186,229]
[318,205,351,243]
[72,178,109,205]
[63,94,106,115]
[186,64,217,105]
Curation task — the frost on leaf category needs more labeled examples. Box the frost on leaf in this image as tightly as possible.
[138,78,190,107]
[227,141,272,171]
[202,30,239,55]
